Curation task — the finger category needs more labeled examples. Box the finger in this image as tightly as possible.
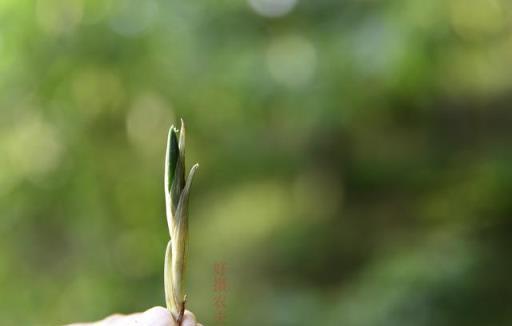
[181,310,197,326]
[141,306,175,326]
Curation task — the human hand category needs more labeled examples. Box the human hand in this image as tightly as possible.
[66,307,203,326]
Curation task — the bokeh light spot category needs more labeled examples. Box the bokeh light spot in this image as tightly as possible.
[109,0,158,37]
[266,34,316,87]
[72,68,125,117]
[351,18,407,79]
[126,92,173,158]
[450,0,506,40]
[4,111,63,182]
[36,0,83,36]
[248,0,298,18]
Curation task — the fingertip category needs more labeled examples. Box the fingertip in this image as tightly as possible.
[181,310,197,326]
[145,306,168,314]
[142,306,174,326]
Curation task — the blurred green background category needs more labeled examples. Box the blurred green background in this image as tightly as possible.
[1,0,512,325]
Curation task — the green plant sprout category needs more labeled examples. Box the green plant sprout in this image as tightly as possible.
[164,119,199,325]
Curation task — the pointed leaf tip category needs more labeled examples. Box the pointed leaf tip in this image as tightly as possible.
[179,119,186,157]
[166,126,180,193]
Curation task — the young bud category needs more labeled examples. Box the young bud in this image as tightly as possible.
[163,120,198,324]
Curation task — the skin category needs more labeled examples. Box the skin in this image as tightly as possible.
[66,307,203,326]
